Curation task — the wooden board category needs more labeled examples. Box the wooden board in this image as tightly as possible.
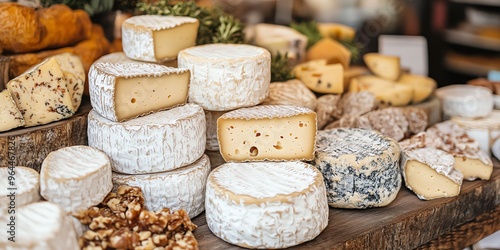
[192,158,500,250]
[0,98,91,172]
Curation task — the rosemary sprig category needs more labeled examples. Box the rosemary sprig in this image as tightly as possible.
[271,52,295,83]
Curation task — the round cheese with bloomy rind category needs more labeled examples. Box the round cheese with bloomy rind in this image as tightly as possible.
[451,110,500,155]
[112,154,211,218]
[262,79,317,110]
[314,128,401,209]
[436,84,493,119]
[88,103,206,174]
[178,44,271,111]
[0,166,40,212]
[0,202,79,250]
[40,146,112,213]
[205,161,328,249]
[205,110,226,151]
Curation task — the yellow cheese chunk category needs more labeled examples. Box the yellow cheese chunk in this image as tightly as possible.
[292,59,327,79]
[396,74,437,104]
[0,89,25,132]
[454,156,493,181]
[317,23,356,41]
[404,160,461,199]
[306,37,351,69]
[370,84,413,107]
[364,53,401,81]
[343,66,369,90]
[349,75,393,92]
[300,64,344,94]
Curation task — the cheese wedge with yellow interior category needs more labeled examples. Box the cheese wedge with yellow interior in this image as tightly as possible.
[364,53,401,81]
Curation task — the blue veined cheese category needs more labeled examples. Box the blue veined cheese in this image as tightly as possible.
[205,161,328,249]
[313,128,401,209]
[0,89,25,132]
[52,53,85,111]
[0,166,40,212]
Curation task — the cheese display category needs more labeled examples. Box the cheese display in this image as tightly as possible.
[262,79,317,110]
[88,62,190,122]
[217,105,317,162]
[88,104,206,174]
[0,166,40,212]
[400,147,463,200]
[177,44,271,111]
[363,53,401,81]
[122,15,199,62]
[451,110,500,155]
[0,202,79,250]
[52,53,85,111]
[435,85,493,118]
[6,57,76,127]
[306,37,351,69]
[112,154,211,218]
[0,89,25,132]
[40,146,113,213]
[300,63,344,94]
[313,128,401,208]
[205,161,328,249]
[205,110,226,151]
[315,94,342,130]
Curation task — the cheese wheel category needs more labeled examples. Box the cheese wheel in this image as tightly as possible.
[205,161,328,248]
[436,85,493,119]
[0,166,40,212]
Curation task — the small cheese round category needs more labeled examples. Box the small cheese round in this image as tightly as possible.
[178,44,271,111]
[0,166,40,212]
[112,154,211,218]
[314,128,401,209]
[40,146,113,213]
[436,84,493,119]
[205,161,328,249]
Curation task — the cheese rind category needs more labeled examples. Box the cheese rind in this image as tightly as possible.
[122,15,199,62]
[88,62,190,122]
[435,85,493,118]
[0,166,40,212]
[0,89,25,132]
[363,53,401,81]
[40,146,113,213]
[217,105,317,162]
[262,79,317,110]
[88,104,206,174]
[315,94,342,130]
[451,110,500,155]
[205,161,328,249]
[52,53,85,111]
[314,128,401,209]
[112,154,211,218]
[178,44,271,111]
[205,110,226,151]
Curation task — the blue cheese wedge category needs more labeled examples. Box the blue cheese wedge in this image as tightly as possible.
[52,53,85,111]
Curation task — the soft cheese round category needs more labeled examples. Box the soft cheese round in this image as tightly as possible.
[205,161,328,249]
[0,201,79,250]
[88,103,206,174]
[314,128,401,209]
[436,85,493,119]
[112,154,211,218]
[40,146,113,213]
[0,166,40,212]
[178,44,271,111]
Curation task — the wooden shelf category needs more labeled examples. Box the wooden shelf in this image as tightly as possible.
[445,29,500,51]
[450,0,500,7]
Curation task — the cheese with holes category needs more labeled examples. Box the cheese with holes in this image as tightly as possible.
[52,53,85,111]
[0,166,40,212]
[300,63,344,94]
[0,202,79,250]
[400,147,462,200]
[363,53,401,81]
[435,85,493,119]
[0,89,25,132]
[122,15,199,62]
[112,154,211,218]
[89,62,190,122]
[218,105,317,162]
[40,146,112,213]
[397,74,436,103]
[205,161,328,249]
[306,37,351,69]
[7,57,75,127]
[313,128,401,208]
[292,59,327,79]
[262,79,317,110]
[205,110,226,151]
[88,104,206,174]
[178,44,271,111]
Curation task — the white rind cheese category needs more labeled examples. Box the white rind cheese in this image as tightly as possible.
[40,146,113,213]
[112,154,211,218]
[451,110,500,155]
[88,103,206,174]
[205,110,226,151]
[314,128,401,209]
[95,52,136,64]
[178,44,271,111]
[0,89,25,132]
[0,166,40,212]
[0,202,79,250]
[262,79,317,110]
[122,15,199,62]
[436,85,493,119]
[89,62,190,122]
[205,161,328,249]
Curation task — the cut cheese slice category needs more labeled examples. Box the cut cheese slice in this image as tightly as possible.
[306,37,351,69]
[363,53,401,81]
[205,161,328,249]
[262,79,317,110]
[112,154,211,218]
[7,57,75,127]
[122,15,199,62]
[300,63,344,94]
[0,166,40,212]
[454,153,493,181]
[88,103,206,174]
[401,147,462,200]
[370,83,414,107]
[205,110,226,151]
[217,105,317,162]
[88,62,190,122]
[40,146,113,213]
[0,202,79,250]
[0,89,25,132]
[178,44,271,111]
[292,59,327,79]
[349,75,393,92]
[397,73,436,103]
[314,128,401,208]
[52,53,85,111]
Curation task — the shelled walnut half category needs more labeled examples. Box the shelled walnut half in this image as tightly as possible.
[74,185,198,250]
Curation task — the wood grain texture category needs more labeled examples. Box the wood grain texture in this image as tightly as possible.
[192,154,500,250]
[0,98,91,172]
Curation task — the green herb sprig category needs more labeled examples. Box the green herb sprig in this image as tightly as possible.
[271,52,295,82]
